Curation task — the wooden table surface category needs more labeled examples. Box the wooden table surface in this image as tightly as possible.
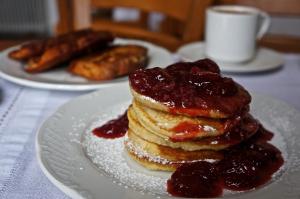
[0,40,25,51]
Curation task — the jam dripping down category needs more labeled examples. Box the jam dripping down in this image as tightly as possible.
[92,111,128,139]
[167,127,284,198]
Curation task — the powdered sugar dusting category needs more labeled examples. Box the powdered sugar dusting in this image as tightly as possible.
[81,101,168,196]
[83,135,167,196]
[125,137,170,165]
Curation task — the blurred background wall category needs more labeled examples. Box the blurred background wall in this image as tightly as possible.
[0,0,57,37]
[0,0,299,38]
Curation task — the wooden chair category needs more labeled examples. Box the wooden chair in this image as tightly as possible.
[56,0,213,51]
[215,0,300,53]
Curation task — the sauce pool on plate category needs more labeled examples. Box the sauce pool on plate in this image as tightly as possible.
[167,127,283,198]
[92,111,128,139]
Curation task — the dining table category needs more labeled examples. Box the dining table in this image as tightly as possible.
[0,50,299,199]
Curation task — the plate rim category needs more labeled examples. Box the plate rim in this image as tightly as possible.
[0,38,173,91]
[177,41,284,73]
[35,133,84,199]
[36,85,300,199]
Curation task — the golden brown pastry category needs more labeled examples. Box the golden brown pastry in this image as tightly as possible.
[8,40,46,61]
[24,30,114,73]
[8,29,114,73]
[8,29,98,61]
[68,45,148,80]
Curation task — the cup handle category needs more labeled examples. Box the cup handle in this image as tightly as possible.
[257,11,271,39]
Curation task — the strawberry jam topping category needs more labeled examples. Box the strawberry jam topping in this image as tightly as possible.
[129,59,251,117]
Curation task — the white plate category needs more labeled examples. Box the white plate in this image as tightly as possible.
[177,42,284,73]
[36,83,300,199]
[0,38,173,91]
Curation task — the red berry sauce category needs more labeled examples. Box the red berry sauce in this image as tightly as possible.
[167,161,223,198]
[93,111,128,139]
[167,127,284,198]
[129,59,251,117]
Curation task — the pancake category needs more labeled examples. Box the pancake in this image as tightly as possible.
[129,59,251,118]
[128,106,259,151]
[130,84,250,119]
[127,130,224,161]
[131,100,241,141]
[125,145,179,171]
[125,131,223,171]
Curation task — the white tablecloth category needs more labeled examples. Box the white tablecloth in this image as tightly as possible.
[0,54,299,199]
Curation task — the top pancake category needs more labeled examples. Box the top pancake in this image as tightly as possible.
[129,59,251,118]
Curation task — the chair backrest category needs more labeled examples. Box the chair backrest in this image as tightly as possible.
[215,0,300,52]
[56,0,213,51]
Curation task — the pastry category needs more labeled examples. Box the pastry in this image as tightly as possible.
[69,45,148,80]
[25,30,114,73]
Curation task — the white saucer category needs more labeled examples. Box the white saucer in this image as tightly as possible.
[177,42,284,73]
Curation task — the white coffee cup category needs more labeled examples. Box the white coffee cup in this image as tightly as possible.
[205,5,270,63]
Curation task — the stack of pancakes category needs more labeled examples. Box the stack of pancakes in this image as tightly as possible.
[125,59,258,171]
